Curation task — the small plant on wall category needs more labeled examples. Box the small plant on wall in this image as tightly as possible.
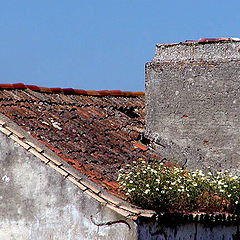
[118,159,240,214]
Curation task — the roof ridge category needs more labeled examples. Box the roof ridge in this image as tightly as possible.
[0,83,144,97]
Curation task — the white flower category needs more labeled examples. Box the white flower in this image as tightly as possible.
[198,170,204,176]
[227,194,231,198]
[174,168,180,173]
[235,201,239,204]
[144,189,150,194]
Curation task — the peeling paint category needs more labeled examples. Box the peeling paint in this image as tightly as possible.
[2,175,10,183]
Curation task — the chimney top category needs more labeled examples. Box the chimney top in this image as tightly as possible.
[156,37,240,46]
[154,37,240,62]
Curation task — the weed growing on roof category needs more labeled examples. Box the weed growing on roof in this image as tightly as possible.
[118,161,240,213]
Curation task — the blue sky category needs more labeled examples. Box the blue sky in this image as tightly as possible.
[0,0,239,91]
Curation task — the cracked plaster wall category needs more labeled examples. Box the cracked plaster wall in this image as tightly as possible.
[0,132,137,240]
[145,42,240,172]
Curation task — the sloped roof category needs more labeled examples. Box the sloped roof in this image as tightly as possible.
[1,83,240,223]
[0,83,163,218]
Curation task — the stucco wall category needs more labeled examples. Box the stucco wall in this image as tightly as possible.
[145,41,240,172]
[0,132,137,240]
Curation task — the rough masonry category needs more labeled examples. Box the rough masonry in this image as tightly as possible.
[145,39,240,172]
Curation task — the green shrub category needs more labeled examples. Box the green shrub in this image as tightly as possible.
[118,160,240,213]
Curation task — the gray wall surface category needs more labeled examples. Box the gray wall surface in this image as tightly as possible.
[0,132,137,240]
[145,41,240,172]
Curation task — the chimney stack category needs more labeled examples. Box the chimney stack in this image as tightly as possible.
[145,38,240,172]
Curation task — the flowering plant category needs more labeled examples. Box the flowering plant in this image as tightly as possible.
[118,160,240,213]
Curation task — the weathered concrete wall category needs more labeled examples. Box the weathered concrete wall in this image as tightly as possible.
[145,41,240,172]
[0,132,137,240]
[137,216,240,240]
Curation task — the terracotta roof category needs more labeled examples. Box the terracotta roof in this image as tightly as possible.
[0,83,144,97]
[0,83,162,206]
[1,83,240,222]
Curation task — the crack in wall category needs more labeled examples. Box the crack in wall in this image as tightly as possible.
[90,215,131,230]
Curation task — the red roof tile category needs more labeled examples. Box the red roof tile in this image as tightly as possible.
[0,83,144,97]
[0,83,162,198]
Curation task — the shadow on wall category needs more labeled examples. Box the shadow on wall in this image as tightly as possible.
[137,215,240,240]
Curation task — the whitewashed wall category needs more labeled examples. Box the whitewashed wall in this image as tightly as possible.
[0,132,137,240]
